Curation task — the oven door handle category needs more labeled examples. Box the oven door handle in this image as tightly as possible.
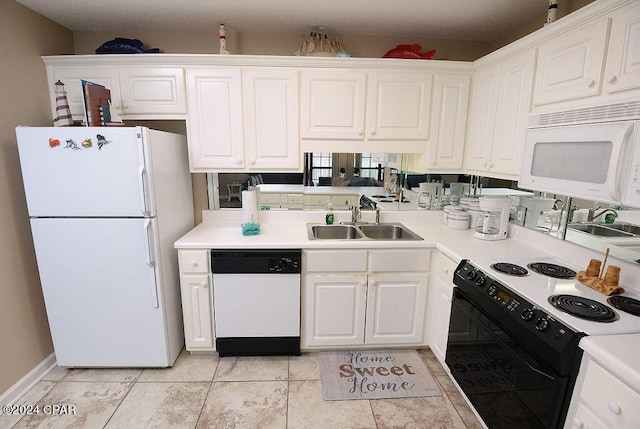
[453,290,557,381]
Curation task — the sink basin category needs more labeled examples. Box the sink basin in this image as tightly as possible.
[603,223,640,235]
[568,223,634,237]
[306,223,423,240]
[359,223,422,240]
[308,224,364,240]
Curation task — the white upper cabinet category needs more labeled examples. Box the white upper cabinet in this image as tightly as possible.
[300,69,433,153]
[465,50,535,179]
[243,68,300,170]
[366,71,433,140]
[187,67,300,172]
[603,5,640,97]
[533,18,609,106]
[186,68,245,170]
[48,66,186,121]
[117,67,187,115]
[300,70,367,140]
[424,74,470,171]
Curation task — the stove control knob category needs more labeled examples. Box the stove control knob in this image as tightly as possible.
[474,274,486,287]
[535,317,550,332]
[521,308,535,321]
[467,270,477,280]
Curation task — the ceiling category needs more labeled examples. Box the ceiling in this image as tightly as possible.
[16,0,551,42]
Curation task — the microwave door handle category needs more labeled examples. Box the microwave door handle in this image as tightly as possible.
[609,123,635,200]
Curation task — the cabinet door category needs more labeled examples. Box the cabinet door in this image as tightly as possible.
[243,68,300,170]
[118,67,187,115]
[465,65,499,173]
[179,274,215,350]
[365,273,427,345]
[367,71,433,140]
[186,68,244,170]
[303,274,367,347]
[426,74,470,171]
[50,66,120,121]
[490,50,535,177]
[604,6,640,96]
[300,70,366,139]
[533,18,609,106]
[429,278,453,365]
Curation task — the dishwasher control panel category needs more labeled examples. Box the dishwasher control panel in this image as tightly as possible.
[211,249,302,274]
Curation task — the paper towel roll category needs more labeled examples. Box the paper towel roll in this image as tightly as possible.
[242,190,258,224]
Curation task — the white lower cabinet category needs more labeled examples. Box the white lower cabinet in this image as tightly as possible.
[565,355,640,429]
[178,249,215,351]
[302,249,431,349]
[427,252,458,365]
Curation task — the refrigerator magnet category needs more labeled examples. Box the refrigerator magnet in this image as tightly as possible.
[49,138,60,148]
[81,138,92,148]
[96,134,110,150]
[64,139,81,150]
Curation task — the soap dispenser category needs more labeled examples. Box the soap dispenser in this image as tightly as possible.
[325,200,334,225]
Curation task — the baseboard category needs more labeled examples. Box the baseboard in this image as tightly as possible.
[0,353,56,406]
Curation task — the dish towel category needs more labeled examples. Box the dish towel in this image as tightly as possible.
[242,222,261,236]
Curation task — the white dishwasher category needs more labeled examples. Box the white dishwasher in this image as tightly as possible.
[211,249,301,357]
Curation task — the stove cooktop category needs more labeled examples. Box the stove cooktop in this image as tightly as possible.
[469,256,640,336]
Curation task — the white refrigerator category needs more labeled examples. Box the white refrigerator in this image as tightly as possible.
[16,126,194,367]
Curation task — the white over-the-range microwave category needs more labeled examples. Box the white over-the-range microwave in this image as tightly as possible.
[519,101,640,208]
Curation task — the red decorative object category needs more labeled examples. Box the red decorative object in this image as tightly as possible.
[382,44,437,60]
[49,138,60,148]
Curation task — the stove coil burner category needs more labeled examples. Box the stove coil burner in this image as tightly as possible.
[549,294,618,322]
[528,262,577,279]
[607,296,640,317]
[490,263,529,277]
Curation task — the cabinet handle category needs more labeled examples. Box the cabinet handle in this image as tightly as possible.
[571,417,584,428]
[608,401,621,415]
[488,162,494,168]
[358,130,364,136]
[122,100,130,109]
[200,281,208,288]
[236,159,242,165]
[430,161,437,166]
[482,161,488,167]
[191,261,199,267]
[586,78,596,88]
[370,130,376,136]
[250,159,256,165]
[606,74,617,84]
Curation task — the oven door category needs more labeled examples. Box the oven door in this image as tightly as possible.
[445,288,569,429]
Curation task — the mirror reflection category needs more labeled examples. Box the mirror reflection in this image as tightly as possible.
[205,152,640,264]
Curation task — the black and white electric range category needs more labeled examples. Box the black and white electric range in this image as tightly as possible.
[445,256,640,429]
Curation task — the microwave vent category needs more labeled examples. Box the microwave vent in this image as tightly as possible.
[528,101,640,128]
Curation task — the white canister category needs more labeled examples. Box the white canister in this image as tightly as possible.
[448,211,470,230]
[467,208,483,228]
[443,205,466,225]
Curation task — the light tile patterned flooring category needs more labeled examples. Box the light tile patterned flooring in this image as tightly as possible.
[1,348,483,429]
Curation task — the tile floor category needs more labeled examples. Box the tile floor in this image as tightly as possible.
[1,348,483,429]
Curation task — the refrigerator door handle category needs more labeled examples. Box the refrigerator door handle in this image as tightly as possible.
[143,219,159,308]
[138,165,150,216]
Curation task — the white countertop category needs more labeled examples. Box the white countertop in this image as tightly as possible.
[174,208,640,394]
[579,334,640,392]
[174,209,548,263]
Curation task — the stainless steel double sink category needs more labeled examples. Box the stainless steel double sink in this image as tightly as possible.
[568,222,640,238]
[307,222,423,241]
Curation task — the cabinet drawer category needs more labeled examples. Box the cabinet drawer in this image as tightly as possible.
[369,249,431,272]
[260,194,283,204]
[179,250,210,274]
[437,252,458,283]
[305,250,368,272]
[304,194,331,207]
[580,358,640,427]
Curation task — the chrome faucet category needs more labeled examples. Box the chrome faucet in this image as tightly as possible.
[351,205,361,224]
[587,207,618,222]
[375,206,380,225]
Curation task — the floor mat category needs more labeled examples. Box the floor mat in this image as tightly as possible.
[318,349,442,400]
